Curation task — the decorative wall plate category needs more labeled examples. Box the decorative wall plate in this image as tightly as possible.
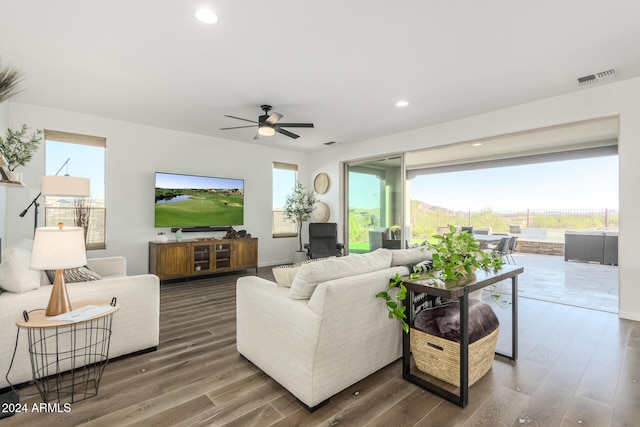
[313,173,329,194]
[312,201,330,222]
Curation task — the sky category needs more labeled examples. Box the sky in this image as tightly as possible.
[46,140,105,200]
[156,172,244,190]
[273,168,296,208]
[349,155,619,211]
[410,156,619,211]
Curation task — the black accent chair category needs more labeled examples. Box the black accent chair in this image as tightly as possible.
[304,223,345,259]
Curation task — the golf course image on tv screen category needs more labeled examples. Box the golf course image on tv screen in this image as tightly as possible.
[155,172,244,228]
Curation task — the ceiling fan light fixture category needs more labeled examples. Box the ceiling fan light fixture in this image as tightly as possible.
[258,125,275,136]
[195,9,218,24]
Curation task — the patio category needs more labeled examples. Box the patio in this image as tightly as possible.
[491,252,619,313]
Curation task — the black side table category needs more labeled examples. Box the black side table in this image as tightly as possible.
[402,265,523,407]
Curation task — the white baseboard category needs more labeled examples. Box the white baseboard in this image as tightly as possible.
[618,310,640,322]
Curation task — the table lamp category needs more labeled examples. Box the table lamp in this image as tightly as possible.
[30,224,87,316]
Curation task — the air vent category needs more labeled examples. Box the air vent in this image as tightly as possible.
[577,69,616,86]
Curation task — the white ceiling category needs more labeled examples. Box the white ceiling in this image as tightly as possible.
[406,116,620,169]
[1,1,639,153]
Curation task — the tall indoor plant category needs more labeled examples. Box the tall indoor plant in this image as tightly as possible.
[377,225,505,332]
[283,181,317,260]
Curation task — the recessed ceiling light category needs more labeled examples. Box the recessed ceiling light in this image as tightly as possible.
[395,100,409,107]
[196,9,218,24]
[471,142,483,147]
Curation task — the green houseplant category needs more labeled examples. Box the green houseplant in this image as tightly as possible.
[0,125,43,172]
[377,225,506,332]
[283,181,317,256]
[0,58,22,104]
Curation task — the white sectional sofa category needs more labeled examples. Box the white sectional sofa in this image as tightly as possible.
[0,239,160,390]
[236,248,432,409]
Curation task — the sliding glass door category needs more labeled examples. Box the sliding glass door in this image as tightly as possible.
[345,156,403,254]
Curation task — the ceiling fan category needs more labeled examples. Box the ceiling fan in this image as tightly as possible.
[220,105,314,140]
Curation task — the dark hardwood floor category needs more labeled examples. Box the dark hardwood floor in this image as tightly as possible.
[3,267,639,426]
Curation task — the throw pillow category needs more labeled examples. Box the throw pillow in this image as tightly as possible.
[390,247,432,267]
[45,266,103,284]
[413,300,499,344]
[289,249,392,300]
[272,257,335,288]
[0,246,42,293]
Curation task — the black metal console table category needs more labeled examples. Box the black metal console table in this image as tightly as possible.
[402,265,523,407]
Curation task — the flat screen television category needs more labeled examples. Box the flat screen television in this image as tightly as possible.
[154,172,244,228]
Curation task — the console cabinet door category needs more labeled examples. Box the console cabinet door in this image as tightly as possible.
[149,242,190,279]
[191,242,214,274]
[231,239,258,269]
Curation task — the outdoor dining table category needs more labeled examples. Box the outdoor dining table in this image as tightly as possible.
[473,234,507,249]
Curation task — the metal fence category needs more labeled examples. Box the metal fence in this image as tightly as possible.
[44,207,106,249]
[272,209,297,236]
[486,209,618,231]
[409,208,618,242]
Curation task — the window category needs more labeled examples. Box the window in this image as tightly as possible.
[345,156,403,254]
[273,162,298,237]
[44,130,106,249]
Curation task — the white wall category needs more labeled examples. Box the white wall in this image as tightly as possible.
[309,76,640,322]
[0,102,8,250]
[4,103,309,273]
[4,77,639,321]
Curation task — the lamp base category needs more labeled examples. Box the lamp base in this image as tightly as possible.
[46,269,72,316]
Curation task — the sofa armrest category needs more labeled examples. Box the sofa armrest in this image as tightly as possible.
[236,277,321,352]
[236,276,322,404]
[87,256,127,277]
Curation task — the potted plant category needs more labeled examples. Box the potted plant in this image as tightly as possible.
[390,225,401,240]
[377,225,505,332]
[0,125,43,182]
[283,181,317,262]
[0,59,22,104]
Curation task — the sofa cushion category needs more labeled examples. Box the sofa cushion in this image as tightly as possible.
[0,246,42,293]
[45,266,103,284]
[390,247,432,267]
[7,238,51,286]
[289,249,392,300]
[272,257,335,288]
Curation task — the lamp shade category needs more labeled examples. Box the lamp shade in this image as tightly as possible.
[41,175,90,197]
[30,226,87,270]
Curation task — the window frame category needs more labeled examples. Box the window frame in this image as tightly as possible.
[272,161,298,238]
[44,130,107,250]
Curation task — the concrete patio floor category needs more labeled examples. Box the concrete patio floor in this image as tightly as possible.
[491,252,619,313]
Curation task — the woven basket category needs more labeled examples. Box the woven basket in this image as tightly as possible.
[410,326,499,387]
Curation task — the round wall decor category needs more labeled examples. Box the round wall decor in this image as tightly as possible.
[312,201,330,223]
[313,173,329,194]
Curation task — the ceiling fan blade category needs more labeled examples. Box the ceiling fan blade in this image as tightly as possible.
[275,128,300,139]
[224,115,258,124]
[265,112,283,125]
[220,125,256,130]
[276,123,314,128]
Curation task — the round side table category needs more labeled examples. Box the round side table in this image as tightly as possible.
[15,300,120,403]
